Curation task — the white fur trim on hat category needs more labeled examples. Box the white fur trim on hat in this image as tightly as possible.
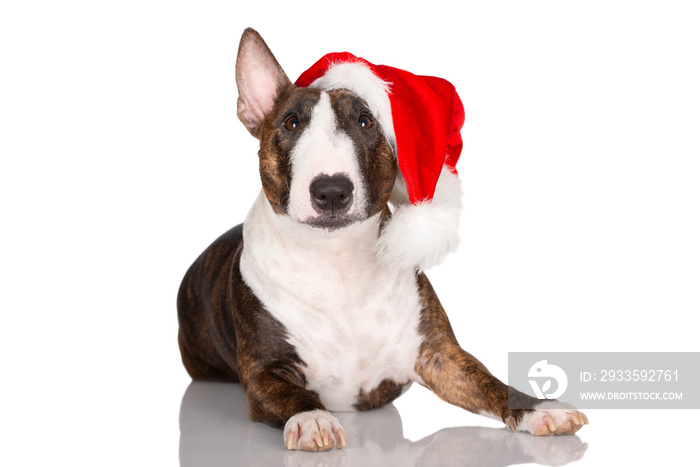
[307,62,396,148]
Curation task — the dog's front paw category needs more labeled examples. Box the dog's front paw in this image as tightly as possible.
[508,401,589,436]
[284,409,347,451]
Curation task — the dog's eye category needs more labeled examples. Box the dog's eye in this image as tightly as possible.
[358,114,373,129]
[284,115,300,131]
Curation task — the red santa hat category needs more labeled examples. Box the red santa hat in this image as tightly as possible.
[296,53,465,271]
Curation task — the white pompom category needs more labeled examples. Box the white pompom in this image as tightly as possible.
[376,166,462,271]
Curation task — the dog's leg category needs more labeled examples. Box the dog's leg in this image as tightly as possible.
[228,252,346,451]
[414,274,588,435]
[240,369,347,451]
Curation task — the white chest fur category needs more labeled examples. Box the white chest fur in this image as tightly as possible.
[240,193,424,411]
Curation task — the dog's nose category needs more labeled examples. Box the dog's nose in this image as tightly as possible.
[310,174,354,215]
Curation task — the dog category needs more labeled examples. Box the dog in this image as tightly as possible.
[177,28,588,452]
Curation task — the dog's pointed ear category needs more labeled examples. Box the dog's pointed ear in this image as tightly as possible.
[236,28,293,138]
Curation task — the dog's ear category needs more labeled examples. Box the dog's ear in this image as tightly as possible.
[236,28,293,138]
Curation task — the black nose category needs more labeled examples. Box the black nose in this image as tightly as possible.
[309,174,354,215]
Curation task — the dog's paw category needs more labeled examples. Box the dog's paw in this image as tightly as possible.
[283,409,347,451]
[507,401,589,436]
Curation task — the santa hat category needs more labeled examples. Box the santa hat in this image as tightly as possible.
[296,53,465,271]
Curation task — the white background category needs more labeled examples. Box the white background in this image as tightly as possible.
[1,1,698,465]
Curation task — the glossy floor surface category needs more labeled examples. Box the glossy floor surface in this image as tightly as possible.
[180,382,586,467]
[179,381,693,467]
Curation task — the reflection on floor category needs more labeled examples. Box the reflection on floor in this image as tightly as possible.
[179,382,587,467]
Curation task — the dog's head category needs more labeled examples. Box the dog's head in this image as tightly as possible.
[235,29,397,232]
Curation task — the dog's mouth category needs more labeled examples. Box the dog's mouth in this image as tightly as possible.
[303,212,364,232]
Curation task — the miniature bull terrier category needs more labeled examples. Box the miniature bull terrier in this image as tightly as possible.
[177,28,588,452]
